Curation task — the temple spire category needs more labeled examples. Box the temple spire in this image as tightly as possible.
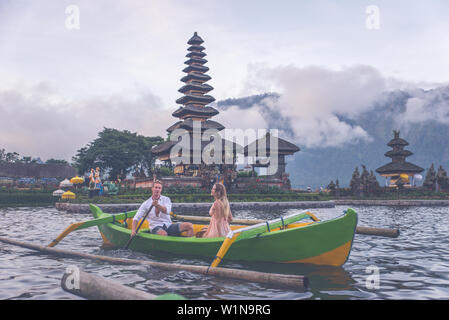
[175,32,215,109]
[152,32,227,160]
[171,32,220,123]
[376,130,424,187]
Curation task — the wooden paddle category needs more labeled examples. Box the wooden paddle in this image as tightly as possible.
[48,210,137,247]
[123,205,154,250]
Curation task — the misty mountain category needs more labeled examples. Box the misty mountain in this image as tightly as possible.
[215,86,449,188]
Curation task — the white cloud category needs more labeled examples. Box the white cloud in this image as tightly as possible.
[234,64,387,147]
[400,87,449,125]
[0,81,173,161]
[215,105,268,133]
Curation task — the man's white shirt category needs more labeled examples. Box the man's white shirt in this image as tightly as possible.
[133,195,172,232]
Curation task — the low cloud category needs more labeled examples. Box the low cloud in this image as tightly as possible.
[0,81,172,161]
[400,86,449,126]
[221,64,390,148]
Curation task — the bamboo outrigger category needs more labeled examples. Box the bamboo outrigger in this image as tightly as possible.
[0,236,308,290]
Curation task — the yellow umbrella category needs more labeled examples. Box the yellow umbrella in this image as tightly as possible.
[70,176,84,185]
[61,191,76,200]
[399,174,409,181]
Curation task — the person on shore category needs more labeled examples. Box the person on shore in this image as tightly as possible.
[88,168,95,198]
[131,180,194,237]
[198,183,233,238]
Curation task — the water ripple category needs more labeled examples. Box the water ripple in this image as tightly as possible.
[1,205,449,299]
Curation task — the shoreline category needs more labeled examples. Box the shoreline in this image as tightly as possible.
[55,199,449,213]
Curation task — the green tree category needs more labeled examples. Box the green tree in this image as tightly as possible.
[21,156,32,163]
[350,167,361,196]
[423,163,437,191]
[72,128,164,179]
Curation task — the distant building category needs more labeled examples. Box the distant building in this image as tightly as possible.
[375,130,424,187]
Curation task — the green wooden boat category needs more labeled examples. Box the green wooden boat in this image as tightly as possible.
[90,204,358,267]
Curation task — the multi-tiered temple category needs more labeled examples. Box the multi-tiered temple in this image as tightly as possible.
[146,32,299,190]
[243,133,300,189]
[170,32,224,134]
[151,32,236,187]
[376,130,423,187]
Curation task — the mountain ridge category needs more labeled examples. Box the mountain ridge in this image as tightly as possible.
[215,86,449,188]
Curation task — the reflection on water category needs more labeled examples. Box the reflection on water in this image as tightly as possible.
[1,205,449,299]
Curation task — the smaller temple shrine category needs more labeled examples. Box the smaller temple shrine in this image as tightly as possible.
[375,130,424,187]
[241,133,300,189]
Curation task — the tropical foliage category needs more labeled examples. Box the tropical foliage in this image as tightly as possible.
[72,128,164,179]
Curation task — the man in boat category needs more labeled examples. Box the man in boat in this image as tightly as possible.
[131,180,194,237]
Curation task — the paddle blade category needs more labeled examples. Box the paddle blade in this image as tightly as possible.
[48,222,84,247]
[210,233,239,268]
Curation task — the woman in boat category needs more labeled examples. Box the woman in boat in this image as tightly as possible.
[199,183,233,238]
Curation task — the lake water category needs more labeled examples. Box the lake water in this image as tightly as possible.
[0,205,448,300]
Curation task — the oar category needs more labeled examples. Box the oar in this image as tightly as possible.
[123,205,154,250]
[48,211,137,247]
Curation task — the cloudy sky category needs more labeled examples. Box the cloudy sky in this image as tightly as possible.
[0,0,448,161]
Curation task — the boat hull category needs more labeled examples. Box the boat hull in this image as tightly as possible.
[90,205,357,266]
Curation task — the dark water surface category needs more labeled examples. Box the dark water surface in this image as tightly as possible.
[1,205,448,300]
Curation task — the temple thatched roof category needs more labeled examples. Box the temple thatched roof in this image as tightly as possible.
[385,150,413,158]
[175,94,215,105]
[387,130,409,147]
[172,105,219,118]
[151,136,243,158]
[243,133,300,156]
[375,161,424,175]
[181,72,211,83]
[187,32,204,45]
[166,119,225,133]
[178,83,214,94]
